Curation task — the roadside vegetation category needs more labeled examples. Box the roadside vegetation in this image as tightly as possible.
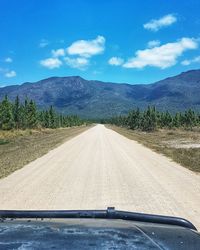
[106,106,200,172]
[0,95,90,179]
[106,106,200,131]
[0,95,84,130]
[0,126,90,179]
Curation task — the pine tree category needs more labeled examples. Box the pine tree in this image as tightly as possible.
[141,106,157,132]
[49,106,56,128]
[26,100,38,128]
[108,106,200,130]
[44,110,50,128]
[173,112,181,128]
[163,111,173,129]
[0,95,14,130]
[127,108,141,130]
[59,114,64,127]
[184,109,196,129]
[13,95,21,129]
[18,104,26,129]
[23,97,29,128]
[0,95,84,130]
[37,111,45,128]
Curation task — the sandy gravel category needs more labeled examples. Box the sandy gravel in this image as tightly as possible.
[164,139,200,149]
[0,125,200,229]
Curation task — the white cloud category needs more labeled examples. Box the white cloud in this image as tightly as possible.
[181,56,200,65]
[39,39,49,48]
[40,36,106,70]
[5,70,16,78]
[144,14,177,32]
[40,58,62,69]
[108,57,124,66]
[5,57,13,63]
[147,40,160,48]
[181,59,191,66]
[123,38,198,69]
[51,48,65,57]
[67,35,105,58]
[64,57,89,69]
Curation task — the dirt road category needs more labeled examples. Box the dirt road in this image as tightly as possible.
[0,125,200,229]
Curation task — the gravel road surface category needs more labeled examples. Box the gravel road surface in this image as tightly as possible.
[0,125,199,228]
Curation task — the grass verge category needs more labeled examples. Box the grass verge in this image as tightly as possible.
[108,125,200,173]
[0,126,91,179]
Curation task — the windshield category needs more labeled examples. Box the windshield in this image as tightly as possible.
[0,0,200,233]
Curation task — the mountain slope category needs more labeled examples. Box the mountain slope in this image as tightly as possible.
[0,70,200,118]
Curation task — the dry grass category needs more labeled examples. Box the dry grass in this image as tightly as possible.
[108,125,200,173]
[0,126,91,179]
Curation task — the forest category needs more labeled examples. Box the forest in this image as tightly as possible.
[0,95,84,130]
[107,106,200,131]
[1,95,200,132]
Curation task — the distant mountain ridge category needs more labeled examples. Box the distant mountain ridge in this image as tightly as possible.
[0,69,200,118]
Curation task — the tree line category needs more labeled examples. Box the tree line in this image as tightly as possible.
[0,95,84,130]
[106,106,200,131]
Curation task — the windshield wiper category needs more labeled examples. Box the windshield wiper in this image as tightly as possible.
[0,207,197,231]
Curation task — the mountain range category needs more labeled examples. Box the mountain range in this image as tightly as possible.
[0,69,200,118]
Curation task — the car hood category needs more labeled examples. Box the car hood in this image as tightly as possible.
[0,218,200,250]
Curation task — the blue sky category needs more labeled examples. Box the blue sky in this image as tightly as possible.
[0,0,200,86]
